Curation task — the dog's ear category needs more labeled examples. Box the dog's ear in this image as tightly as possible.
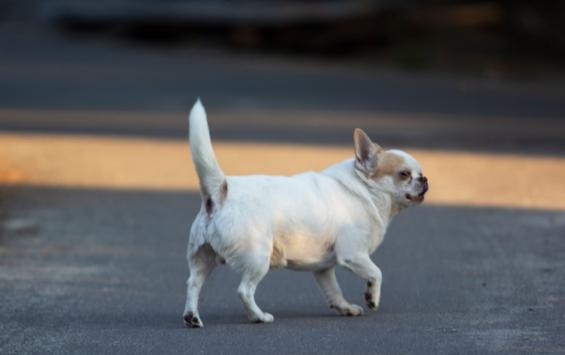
[354,128,382,173]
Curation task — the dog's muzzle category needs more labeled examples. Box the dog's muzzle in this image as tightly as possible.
[418,176,429,196]
[406,176,429,203]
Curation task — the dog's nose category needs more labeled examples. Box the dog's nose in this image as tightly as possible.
[419,176,429,195]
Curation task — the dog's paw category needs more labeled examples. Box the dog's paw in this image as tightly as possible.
[347,304,365,316]
[252,312,274,323]
[367,300,379,311]
[183,312,204,328]
[332,303,364,316]
[365,292,380,311]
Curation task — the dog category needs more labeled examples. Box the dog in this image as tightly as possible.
[183,99,428,327]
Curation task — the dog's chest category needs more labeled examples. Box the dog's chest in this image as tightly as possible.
[367,228,387,254]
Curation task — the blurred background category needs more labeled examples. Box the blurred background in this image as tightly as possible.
[1,1,565,354]
[0,0,564,151]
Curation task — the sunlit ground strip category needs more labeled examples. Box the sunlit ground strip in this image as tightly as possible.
[1,132,564,210]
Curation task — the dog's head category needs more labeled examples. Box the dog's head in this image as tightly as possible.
[353,128,428,208]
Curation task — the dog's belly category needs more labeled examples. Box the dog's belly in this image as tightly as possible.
[285,252,336,271]
[270,235,336,271]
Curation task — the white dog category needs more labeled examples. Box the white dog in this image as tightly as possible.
[183,100,428,328]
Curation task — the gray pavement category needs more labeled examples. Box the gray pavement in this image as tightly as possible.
[1,23,565,354]
[1,188,564,354]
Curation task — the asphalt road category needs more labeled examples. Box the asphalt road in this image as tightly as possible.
[1,188,564,354]
[1,23,565,354]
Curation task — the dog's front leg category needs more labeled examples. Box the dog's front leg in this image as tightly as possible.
[313,268,364,316]
[337,255,382,311]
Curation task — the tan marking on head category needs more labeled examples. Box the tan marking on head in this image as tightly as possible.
[372,143,384,156]
[371,151,406,179]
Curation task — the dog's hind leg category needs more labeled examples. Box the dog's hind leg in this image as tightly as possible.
[183,243,217,328]
[236,257,273,323]
[313,267,364,316]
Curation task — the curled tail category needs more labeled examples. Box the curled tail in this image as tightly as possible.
[188,99,226,200]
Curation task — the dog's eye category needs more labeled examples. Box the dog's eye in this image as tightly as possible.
[399,171,411,180]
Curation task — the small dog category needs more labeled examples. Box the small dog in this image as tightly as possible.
[183,100,428,327]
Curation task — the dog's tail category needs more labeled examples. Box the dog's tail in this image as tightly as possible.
[188,99,225,199]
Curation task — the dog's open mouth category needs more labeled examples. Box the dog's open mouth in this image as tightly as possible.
[406,193,425,202]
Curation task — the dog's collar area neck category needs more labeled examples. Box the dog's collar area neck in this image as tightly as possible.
[352,165,408,220]
[353,166,386,195]
[349,166,398,225]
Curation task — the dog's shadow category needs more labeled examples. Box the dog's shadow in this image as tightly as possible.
[204,310,336,326]
[32,308,375,330]
[178,305,381,329]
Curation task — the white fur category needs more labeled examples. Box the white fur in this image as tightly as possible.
[189,99,225,197]
[182,101,426,327]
